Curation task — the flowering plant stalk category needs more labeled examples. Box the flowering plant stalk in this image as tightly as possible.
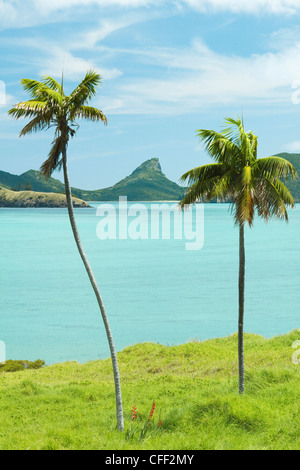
[125,401,162,441]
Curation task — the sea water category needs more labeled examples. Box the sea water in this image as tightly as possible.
[0,203,299,364]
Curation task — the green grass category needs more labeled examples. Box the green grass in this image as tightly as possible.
[0,186,89,208]
[0,330,299,450]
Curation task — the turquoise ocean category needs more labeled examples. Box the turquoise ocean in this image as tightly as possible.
[0,203,299,364]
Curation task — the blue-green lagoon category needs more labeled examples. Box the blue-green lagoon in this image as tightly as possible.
[0,203,299,364]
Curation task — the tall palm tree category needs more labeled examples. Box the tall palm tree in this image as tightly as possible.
[180,117,297,394]
[9,70,124,430]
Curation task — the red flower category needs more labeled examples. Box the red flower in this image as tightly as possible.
[149,402,156,421]
[132,403,137,421]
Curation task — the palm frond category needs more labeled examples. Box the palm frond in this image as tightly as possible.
[256,176,294,221]
[249,132,258,160]
[197,129,241,166]
[68,70,102,109]
[72,105,107,124]
[40,136,64,178]
[255,156,297,181]
[20,79,46,99]
[179,181,206,208]
[21,79,63,106]
[180,163,225,185]
[19,112,53,136]
[267,178,294,208]
[41,76,63,94]
[8,100,49,119]
[241,165,252,187]
[234,194,255,226]
[180,170,233,209]
[234,169,255,226]
[222,117,242,145]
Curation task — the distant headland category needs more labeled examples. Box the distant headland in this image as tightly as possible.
[0,158,186,203]
[0,187,90,208]
[1,153,299,206]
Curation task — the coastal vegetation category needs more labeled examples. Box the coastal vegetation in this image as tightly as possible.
[0,359,45,373]
[9,70,124,431]
[0,331,299,450]
[180,117,297,394]
[0,186,89,208]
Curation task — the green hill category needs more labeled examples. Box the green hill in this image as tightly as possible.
[1,153,300,202]
[20,170,67,194]
[0,187,90,208]
[0,169,66,193]
[80,158,185,201]
[0,159,185,201]
[273,153,300,202]
[0,331,299,450]
[0,169,21,190]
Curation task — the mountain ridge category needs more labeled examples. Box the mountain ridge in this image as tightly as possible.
[1,153,300,202]
[0,158,185,201]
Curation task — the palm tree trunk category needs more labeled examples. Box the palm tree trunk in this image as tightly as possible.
[62,148,124,431]
[238,222,245,394]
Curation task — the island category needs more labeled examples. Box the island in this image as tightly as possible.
[0,187,90,208]
[0,158,186,202]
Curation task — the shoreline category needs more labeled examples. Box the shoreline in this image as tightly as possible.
[4,328,299,367]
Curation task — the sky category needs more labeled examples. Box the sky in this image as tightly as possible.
[2,0,300,189]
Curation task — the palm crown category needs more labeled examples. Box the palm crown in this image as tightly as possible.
[180,117,297,225]
[9,70,107,178]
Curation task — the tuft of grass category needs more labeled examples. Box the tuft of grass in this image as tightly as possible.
[0,330,299,450]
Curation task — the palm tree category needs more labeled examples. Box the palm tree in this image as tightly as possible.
[9,70,124,430]
[180,117,297,394]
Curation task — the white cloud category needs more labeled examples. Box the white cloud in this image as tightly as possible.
[0,0,18,23]
[40,48,123,81]
[11,39,123,83]
[71,13,150,50]
[4,1,300,116]
[30,0,300,15]
[286,141,300,152]
[181,0,300,14]
[33,0,156,15]
[79,19,132,47]
[99,38,300,115]
[0,0,58,28]
[1,0,300,30]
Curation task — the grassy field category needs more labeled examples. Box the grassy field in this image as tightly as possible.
[0,330,299,450]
